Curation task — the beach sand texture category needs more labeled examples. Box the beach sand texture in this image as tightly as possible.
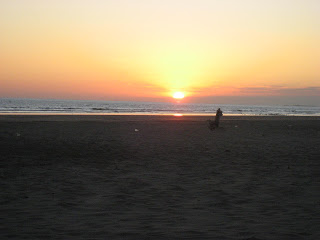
[1,115,320,239]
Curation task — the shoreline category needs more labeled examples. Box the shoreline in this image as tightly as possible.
[0,114,320,122]
[1,112,320,116]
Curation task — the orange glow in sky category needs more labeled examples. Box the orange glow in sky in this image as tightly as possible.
[0,1,319,105]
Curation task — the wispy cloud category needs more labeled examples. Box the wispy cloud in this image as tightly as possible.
[184,85,320,105]
[236,86,320,96]
[189,84,320,97]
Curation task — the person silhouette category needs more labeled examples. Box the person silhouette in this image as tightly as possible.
[208,108,223,131]
[214,108,223,127]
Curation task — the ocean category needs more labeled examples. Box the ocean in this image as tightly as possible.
[1,98,320,116]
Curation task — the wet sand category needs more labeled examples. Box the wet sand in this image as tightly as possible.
[1,115,320,239]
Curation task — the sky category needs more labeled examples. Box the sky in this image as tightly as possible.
[1,0,319,105]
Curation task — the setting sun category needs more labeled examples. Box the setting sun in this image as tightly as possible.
[173,92,185,99]
[0,1,319,105]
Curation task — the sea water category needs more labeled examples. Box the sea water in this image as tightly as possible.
[1,98,320,116]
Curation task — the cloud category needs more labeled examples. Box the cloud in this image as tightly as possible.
[185,86,320,105]
[235,86,320,96]
[186,95,320,106]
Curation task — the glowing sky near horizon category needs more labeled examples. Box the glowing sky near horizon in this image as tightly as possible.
[0,0,319,104]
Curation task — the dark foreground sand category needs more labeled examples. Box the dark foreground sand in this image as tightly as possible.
[1,115,320,239]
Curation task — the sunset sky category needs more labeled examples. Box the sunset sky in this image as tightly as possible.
[1,0,319,105]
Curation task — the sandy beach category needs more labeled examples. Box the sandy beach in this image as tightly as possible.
[1,115,319,239]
